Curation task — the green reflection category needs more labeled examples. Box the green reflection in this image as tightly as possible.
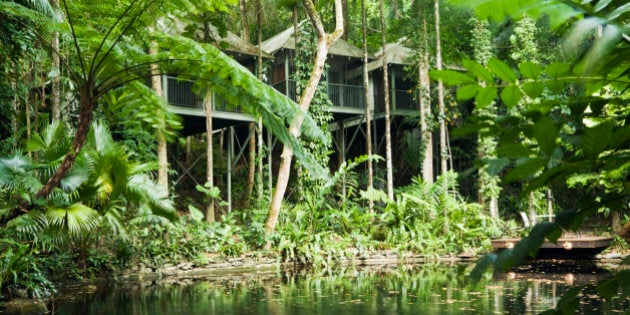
[49,263,627,315]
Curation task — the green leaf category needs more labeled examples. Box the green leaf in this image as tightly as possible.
[522,81,544,98]
[581,122,613,158]
[555,286,582,314]
[617,270,630,297]
[497,143,533,158]
[505,157,546,182]
[594,0,613,12]
[546,225,562,243]
[469,253,497,283]
[555,210,584,231]
[500,85,523,108]
[430,70,476,85]
[518,62,542,79]
[533,117,558,156]
[597,278,619,299]
[607,3,630,20]
[456,84,480,101]
[462,59,494,83]
[545,62,571,78]
[475,86,498,108]
[488,58,517,83]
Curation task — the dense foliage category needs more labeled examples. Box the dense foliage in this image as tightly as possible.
[0,3,627,315]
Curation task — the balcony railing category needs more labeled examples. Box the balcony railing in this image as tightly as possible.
[272,79,365,110]
[375,89,417,113]
[166,76,243,113]
[167,76,367,114]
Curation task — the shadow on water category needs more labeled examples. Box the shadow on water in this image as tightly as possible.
[26,261,628,314]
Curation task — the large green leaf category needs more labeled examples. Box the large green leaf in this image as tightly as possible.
[488,58,517,83]
[456,84,480,101]
[518,62,542,79]
[533,117,558,156]
[475,86,497,108]
[581,122,613,158]
[430,69,477,85]
[499,85,523,108]
[522,81,544,98]
[463,59,494,83]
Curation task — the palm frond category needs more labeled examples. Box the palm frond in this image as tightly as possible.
[46,203,101,237]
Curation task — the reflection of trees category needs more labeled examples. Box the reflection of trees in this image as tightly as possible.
[51,264,629,314]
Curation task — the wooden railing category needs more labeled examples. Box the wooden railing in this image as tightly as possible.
[272,80,365,110]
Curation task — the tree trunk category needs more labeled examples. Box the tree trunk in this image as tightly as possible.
[419,15,433,184]
[361,0,374,212]
[379,0,394,200]
[434,0,449,234]
[239,0,255,207]
[434,0,447,176]
[393,0,402,19]
[38,92,95,199]
[51,0,61,122]
[264,0,344,245]
[471,17,500,219]
[241,123,256,206]
[204,91,215,223]
[256,0,264,201]
[342,0,348,40]
[239,0,251,43]
[150,44,169,193]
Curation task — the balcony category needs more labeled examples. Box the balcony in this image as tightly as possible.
[375,89,417,113]
[271,79,365,111]
[166,76,243,113]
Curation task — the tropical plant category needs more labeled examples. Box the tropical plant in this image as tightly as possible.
[381,172,500,255]
[436,0,629,311]
[0,121,177,276]
[1,0,330,224]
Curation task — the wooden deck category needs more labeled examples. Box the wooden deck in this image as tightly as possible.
[491,236,613,259]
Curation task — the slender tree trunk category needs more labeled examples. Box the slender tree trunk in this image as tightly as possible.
[37,92,95,199]
[264,0,344,245]
[434,0,449,234]
[242,123,256,206]
[379,0,394,200]
[239,0,255,206]
[528,192,537,225]
[150,44,169,193]
[256,0,264,201]
[200,20,216,222]
[51,0,61,122]
[471,17,500,219]
[419,15,433,184]
[341,0,348,40]
[361,0,374,212]
[239,0,251,43]
[434,0,447,176]
[392,0,402,19]
[204,91,215,222]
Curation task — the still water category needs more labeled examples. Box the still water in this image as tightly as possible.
[49,261,628,314]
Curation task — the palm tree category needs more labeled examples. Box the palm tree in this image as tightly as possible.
[2,0,329,223]
[2,121,175,268]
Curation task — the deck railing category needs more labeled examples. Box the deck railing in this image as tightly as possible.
[375,89,417,113]
[167,76,367,113]
[166,76,243,113]
[272,80,365,110]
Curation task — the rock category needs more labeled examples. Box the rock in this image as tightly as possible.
[604,252,622,259]
[5,299,48,314]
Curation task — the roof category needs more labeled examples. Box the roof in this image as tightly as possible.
[160,18,272,59]
[207,25,273,59]
[366,38,415,71]
[261,24,365,58]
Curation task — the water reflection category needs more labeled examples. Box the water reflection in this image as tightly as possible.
[46,262,627,315]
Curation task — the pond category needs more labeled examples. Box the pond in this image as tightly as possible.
[44,261,628,314]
